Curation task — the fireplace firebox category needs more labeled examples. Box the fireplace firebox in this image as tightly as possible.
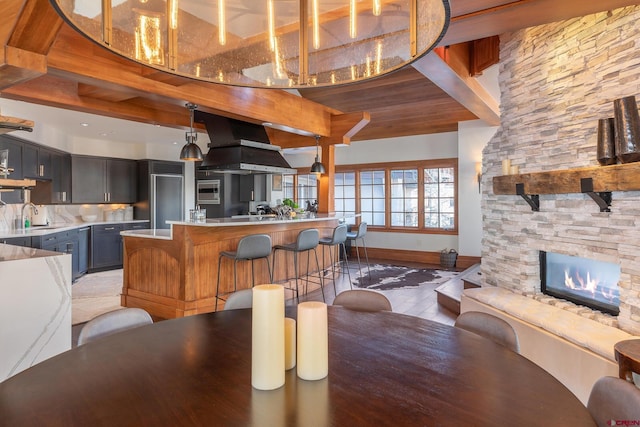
[540,251,620,316]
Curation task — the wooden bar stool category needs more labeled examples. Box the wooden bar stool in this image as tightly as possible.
[215,234,273,311]
[272,228,324,303]
[319,223,352,295]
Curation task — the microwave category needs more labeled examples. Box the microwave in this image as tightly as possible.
[197,180,220,204]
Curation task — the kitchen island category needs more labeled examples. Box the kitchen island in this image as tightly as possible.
[0,243,71,381]
[121,215,344,319]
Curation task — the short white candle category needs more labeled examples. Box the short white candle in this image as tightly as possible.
[285,318,296,370]
[251,285,285,390]
[502,159,511,175]
[297,301,328,381]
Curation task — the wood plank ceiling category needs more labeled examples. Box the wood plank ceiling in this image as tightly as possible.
[0,0,638,147]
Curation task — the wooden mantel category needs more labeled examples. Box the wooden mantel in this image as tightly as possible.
[493,162,640,195]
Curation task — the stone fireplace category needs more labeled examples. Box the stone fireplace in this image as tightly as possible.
[481,5,640,335]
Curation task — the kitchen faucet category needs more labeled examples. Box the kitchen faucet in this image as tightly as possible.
[21,202,38,228]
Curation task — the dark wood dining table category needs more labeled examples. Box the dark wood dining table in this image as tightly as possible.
[0,306,595,426]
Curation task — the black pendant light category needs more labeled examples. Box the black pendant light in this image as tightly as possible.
[179,103,203,161]
[310,135,325,175]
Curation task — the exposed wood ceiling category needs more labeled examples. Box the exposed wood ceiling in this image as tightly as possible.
[0,0,638,148]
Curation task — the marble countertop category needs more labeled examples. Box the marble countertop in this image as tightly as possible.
[0,220,149,240]
[0,243,65,262]
[121,214,351,240]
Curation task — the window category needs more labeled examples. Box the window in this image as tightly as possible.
[335,172,356,225]
[390,169,418,227]
[282,175,294,200]
[335,159,457,234]
[359,170,385,226]
[296,174,318,210]
[424,167,455,230]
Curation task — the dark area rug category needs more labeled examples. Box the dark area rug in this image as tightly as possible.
[353,264,459,291]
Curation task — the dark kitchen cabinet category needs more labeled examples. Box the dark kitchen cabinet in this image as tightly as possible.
[239,175,255,201]
[90,223,124,272]
[31,151,72,204]
[33,229,82,280]
[72,155,136,204]
[78,226,90,276]
[1,236,31,247]
[22,142,53,180]
[0,135,24,204]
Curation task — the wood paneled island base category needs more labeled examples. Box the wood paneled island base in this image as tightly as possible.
[121,216,340,319]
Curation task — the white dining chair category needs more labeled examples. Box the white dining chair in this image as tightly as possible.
[455,311,520,353]
[77,308,153,346]
[333,289,392,312]
[587,376,640,427]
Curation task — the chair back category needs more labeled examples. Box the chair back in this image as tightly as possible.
[236,234,272,260]
[296,228,320,251]
[588,376,640,427]
[78,308,153,345]
[327,224,349,245]
[223,289,254,310]
[455,311,520,353]
[333,289,392,312]
[348,222,367,239]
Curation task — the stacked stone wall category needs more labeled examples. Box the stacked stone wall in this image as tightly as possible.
[482,6,640,333]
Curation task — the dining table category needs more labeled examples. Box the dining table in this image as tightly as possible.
[0,306,595,426]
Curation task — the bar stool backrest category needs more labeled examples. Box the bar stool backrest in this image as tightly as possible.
[296,228,320,251]
[328,224,349,245]
[236,234,272,260]
[352,222,367,239]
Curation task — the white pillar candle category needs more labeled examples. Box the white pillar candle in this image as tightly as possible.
[251,285,285,390]
[296,301,328,381]
[501,159,511,175]
[285,318,296,370]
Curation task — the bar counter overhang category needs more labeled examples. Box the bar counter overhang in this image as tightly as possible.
[121,215,342,319]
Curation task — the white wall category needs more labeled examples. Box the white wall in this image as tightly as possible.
[457,120,497,257]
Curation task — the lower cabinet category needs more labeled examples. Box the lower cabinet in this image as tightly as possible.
[78,226,90,277]
[90,224,124,272]
[1,236,31,247]
[33,229,83,281]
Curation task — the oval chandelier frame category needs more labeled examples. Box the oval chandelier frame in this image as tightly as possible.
[50,0,450,89]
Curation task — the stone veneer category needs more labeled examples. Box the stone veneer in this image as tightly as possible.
[482,6,640,334]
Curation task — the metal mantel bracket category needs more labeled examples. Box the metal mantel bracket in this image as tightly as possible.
[580,178,612,212]
[515,183,539,211]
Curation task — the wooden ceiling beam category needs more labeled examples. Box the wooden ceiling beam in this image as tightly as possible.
[41,25,334,137]
[0,0,62,89]
[412,49,500,126]
[268,111,371,149]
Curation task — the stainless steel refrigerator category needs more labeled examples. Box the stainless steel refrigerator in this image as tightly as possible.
[135,160,185,229]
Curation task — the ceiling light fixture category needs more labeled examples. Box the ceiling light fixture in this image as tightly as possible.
[50,0,450,89]
[310,135,325,175]
[179,103,203,162]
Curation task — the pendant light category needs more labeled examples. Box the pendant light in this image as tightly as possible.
[179,103,203,161]
[310,135,325,175]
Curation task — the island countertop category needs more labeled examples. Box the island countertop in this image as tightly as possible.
[120,214,348,240]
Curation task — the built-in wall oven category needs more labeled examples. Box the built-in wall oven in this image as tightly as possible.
[197,180,220,205]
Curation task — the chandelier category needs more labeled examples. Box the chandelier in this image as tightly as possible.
[50,0,450,89]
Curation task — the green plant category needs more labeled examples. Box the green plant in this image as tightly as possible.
[282,198,298,209]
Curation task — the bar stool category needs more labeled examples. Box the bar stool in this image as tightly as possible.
[346,222,371,281]
[272,228,324,303]
[319,223,352,295]
[215,234,272,311]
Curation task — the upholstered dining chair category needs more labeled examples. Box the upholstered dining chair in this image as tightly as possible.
[454,311,520,353]
[333,289,392,312]
[77,308,153,346]
[223,289,253,310]
[587,376,640,427]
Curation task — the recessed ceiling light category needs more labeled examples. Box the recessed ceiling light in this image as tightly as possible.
[99,132,109,137]
[80,122,89,127]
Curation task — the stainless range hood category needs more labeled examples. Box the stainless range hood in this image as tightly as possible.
[195,111,297,175]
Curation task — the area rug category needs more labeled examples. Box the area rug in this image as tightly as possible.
[352,264,459,291]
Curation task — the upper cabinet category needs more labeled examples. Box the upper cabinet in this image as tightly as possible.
[72,155,137,204]
[22,142,53,180]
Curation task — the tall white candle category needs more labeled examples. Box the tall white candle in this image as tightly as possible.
[285,318,296,370]
[251,285,285,390]
[297,301,328,381]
